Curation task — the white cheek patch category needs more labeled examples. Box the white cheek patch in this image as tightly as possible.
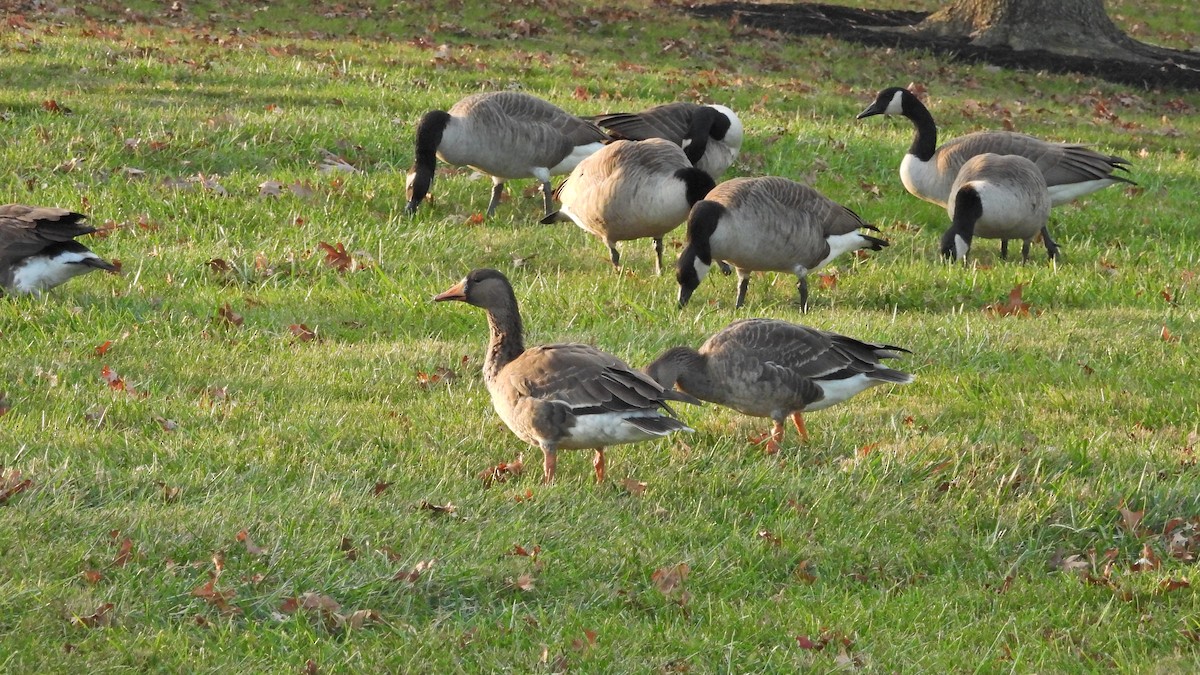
[693,258,711,281]
[885,90,905,115]
[955,234,970,260]
[681,137,693,148]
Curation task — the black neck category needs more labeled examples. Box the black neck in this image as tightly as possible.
[904,97,938,162]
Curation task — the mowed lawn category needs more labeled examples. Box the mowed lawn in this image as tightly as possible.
[1,0,1198,671]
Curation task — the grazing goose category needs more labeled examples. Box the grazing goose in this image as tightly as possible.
[676,177,888,311]
[0,204,115,296]
[586,102,743,180]
[406,91,610,218]
[434,268,696,483]
[646,319,913,454]
[540,139,716,275]
[943,153,1055,263]
[856,86,1134,208]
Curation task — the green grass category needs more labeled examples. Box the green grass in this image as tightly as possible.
[2,0,1198,671]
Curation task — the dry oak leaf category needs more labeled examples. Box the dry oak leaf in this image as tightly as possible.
[236,529,267,555]
[983,284,1035,318]
[216,303,244,327]
[0,468,32,504]
[480,454,524,488]
[621,478,647,496]
[509,573,536,592]
[393,558,436,583]
[318,241,357,272]
[289,323,318,342]
[652,562,690,596]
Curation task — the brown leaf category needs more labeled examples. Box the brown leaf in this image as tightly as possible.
[318,241,356,272]
[192,575,240,614]
[1158,578,1190,593]
[111,536,134,568]
[303,659,319,675]
[651,563,690,596]
[340,536,359,561]
[289,324,318,342]
[416,500,456,515]
[817,272,838,290]
[0,392,9,417]
[0,468,32,504]
[1131,543,1161,572]
[621,478,647,496]
[796,634,825,650]
[71,602,113,628]
[298,592,341,614]
[236,529,266,555]
[216,303,244,327]
[205,258,232,274]
[258,180,283,197]
[154,416,178,431]
[509,573,536,592]
[100,365,126,391]
[757,529,782,546]
[42,99,72,114]
[338,609,380,630]
[81,569,103,585]
[1161,325,1179,343]
[506,544,541,559]
[984,284,1034,318]
[794,559,817,584]
[480,454,524,488]
[1118,506,1145,536]
[465,213,485,226]
[371,481,391,496]
[94,340,113,357]
[393,558,436,583]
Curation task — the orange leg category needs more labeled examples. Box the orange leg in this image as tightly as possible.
[751,421,785,455]
[791,412,809,442]
[593,449,606,482]
[542,447,557,483]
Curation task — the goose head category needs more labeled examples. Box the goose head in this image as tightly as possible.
[406,109,451,215]
[942,185,982,262]
[675,201,722,308]
[432,267,516,310]
[856,86,914,120]
[644,346,701,391]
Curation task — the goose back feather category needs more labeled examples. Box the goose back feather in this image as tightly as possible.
[587,102,743,179]
[0,204,115,296]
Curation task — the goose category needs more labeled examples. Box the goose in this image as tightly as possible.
[943,153,1055,263]
[406,91,610,218]
[856,86,1134,208]
[645,319,913,454]
[540,139,716,275]
[676,177,888,311]
[0,204,115,296]
[586,102,743,180]
[434,268,697,482]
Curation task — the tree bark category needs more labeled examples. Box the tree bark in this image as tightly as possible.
[915,0,1158,62]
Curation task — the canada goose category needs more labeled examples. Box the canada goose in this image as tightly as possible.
[586,102,743,180]
[856,86,1134,207]
[943,153,1055,262]
[645,319,913,454]
[406,91,610,218]
[0,204,115,296]
[676,177,888,311]
[434,268,697,483]
[540,139,716,275]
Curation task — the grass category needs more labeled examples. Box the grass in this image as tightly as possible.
[1,0,1198,671]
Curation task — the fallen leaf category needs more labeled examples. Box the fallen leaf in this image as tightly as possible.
[111,536,134,567]
[191,575,240,614]
[81,569,103,585]
[340,537,358,561]
[984,284,1034,318]
[1158,578,1190,593]
[1131,543,1161,572]
[318,241,356,272]
[236,530,266,555]
[258,180,283,197]
[94,340,113,357]
[0,468,32,504]
[794,559,817,584]
[796,634,825,650]
[651,563,690,596]
[154,416,178,431]
[157,482,181,502]
[415,500,456,515]
[393,558,436,583]
[509,573,536,592]
[1161,325,1179,343]
[371,481,391,496]
[621,478,647,496]
[506,544,541,559]
[71,603,113,628]
[1118,506,1145,536]
[339,609,379,630]
[289,323,318,342]
[216,303,243,327]
[817,272,838,290]
[758,529,782,546]
[480,454,524,488]
[206,258,232,274]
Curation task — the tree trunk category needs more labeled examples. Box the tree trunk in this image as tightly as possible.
[916,0,1154,62]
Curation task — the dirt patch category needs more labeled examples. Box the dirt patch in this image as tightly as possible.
[687,2,1200,91]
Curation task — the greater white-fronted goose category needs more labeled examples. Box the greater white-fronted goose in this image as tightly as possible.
[586,102,743,180]
[676,177,888,312]
[856,86,1134,208]
[0,204,115,296]
[645,318,913,454]
[541,139,716,275]
[434,268,696,482]
[944,153,1055,262]
[406,91,610,218]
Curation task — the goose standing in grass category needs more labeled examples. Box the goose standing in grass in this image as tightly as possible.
[857,86,1133,256]
[0,204,115,296]
[406,91,610,218]
[587,102,743,180]
[434,268,697,483]
[645,319,913,455]
[541,139,716,275]
[943,153,1055,262]
[676,177,888,311]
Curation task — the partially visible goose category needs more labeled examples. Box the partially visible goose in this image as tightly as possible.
[406,91,610,218]
[434,268,697,482]
[856,86,1134,207]
[943,153,1055,262]
[540,139,716,275]
[0,204,115,296]
[645,319,913,454]
[676,177,888,311]
[586,102,743,180]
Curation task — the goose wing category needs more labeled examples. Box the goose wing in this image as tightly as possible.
[0,205,93,264]
[587,102,699,144]
[510,343,687,415]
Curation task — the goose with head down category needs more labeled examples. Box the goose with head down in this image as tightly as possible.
[541,138,716,275]
[434,268,697,482]
[0,204,116,296]
[676,177,888,312]
[646,318,913,455]
[586,102,743,180]
[943,153,1055,263]
[406,91,610,218]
